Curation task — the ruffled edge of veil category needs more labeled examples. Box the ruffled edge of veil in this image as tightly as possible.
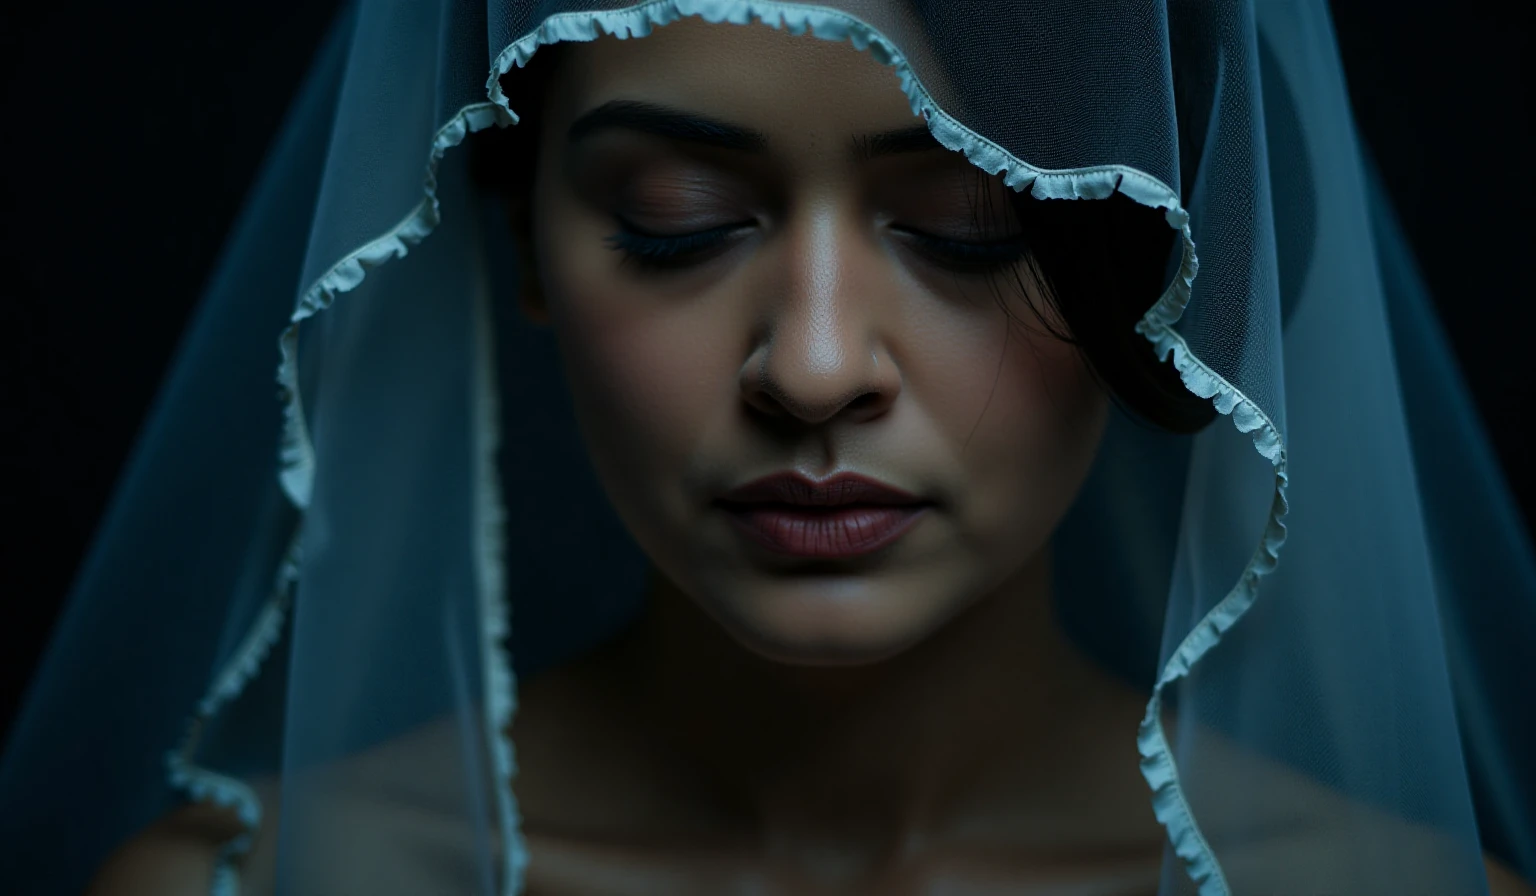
[165,3,1291,895]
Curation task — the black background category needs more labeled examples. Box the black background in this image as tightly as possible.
[2,3,1532,744]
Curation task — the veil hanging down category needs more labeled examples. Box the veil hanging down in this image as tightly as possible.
[2,2,1531,894]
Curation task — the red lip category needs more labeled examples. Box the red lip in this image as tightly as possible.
[716,473,930,558]
[718,472,926,508]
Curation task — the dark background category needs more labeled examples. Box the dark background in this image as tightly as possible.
[2,3,1531,744]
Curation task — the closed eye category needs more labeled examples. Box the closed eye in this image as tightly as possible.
[604,216,755,269]
[602,218,1028,274]
[892,226,1030,274]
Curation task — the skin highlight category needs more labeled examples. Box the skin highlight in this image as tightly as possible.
[502,17,1163,893]
[516,17,1110,668]
[79,16,1536,896]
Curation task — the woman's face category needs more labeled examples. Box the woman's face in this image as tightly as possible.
[519,18,1108,666]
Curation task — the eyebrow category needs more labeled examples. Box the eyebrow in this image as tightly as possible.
[566,100,945,163]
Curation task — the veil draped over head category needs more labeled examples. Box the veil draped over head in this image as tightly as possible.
[3,2,1533,894]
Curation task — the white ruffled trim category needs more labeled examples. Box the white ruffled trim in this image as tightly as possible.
[471,255,525,893]
[167,30,521,896]
[189,66,518,896]
[163,3,1292,894]
[489,5,1287,895]
[276,102,512,509]
[1135,270,1291,894]
[165,530,302,895]
[1132,275,1291,894]
[265,91,527,896]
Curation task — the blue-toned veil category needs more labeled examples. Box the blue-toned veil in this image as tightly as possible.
[2,2,1532,894]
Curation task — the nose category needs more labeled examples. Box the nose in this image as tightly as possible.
[738,209,901,426]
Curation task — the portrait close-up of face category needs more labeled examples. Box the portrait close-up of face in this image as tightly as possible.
[493,18,1182,666]
[6,3,1533,896]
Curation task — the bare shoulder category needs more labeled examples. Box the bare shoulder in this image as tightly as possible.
[1176,723,1534,894]
[1489,854,1536,896]
[82,640,651,896]
[87,776,282,896]
[84,801,244,896]
[82,664,638,896]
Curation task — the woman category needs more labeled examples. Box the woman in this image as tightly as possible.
[6,2,1533,894]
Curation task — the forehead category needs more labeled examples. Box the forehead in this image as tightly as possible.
[543,17,922,145]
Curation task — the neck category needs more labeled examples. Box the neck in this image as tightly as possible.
[622,549,1141,871]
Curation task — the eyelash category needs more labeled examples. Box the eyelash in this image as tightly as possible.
[895,227,1030,273]
[604,218,751,269]
[603,217,1028,274]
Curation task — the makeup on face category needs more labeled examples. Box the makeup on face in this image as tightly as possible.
[526,18,1109,663]
[714,471,934,559]
[560,100,1031,278]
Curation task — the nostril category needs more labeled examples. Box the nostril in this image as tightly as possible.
[843,389,896,423]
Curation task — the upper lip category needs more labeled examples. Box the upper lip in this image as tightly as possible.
[717,472,926,508]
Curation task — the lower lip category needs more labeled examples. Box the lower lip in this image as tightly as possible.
[719,504,929,559]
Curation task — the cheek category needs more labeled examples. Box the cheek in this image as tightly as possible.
[540,236,735,505]
[917,310,1107,555]
[542,188,1106,577]
[559,306,712,440]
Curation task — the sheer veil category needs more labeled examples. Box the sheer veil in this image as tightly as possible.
[2,2,1531,894]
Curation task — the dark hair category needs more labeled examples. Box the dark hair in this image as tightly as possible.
[472,46,1215,434]
[1004,190,1215,433]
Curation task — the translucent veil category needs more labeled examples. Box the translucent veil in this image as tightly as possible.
[3,1,1532,894]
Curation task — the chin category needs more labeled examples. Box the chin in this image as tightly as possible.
[713,583,949,667]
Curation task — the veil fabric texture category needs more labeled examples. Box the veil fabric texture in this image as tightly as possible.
[3,1,1533,894]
